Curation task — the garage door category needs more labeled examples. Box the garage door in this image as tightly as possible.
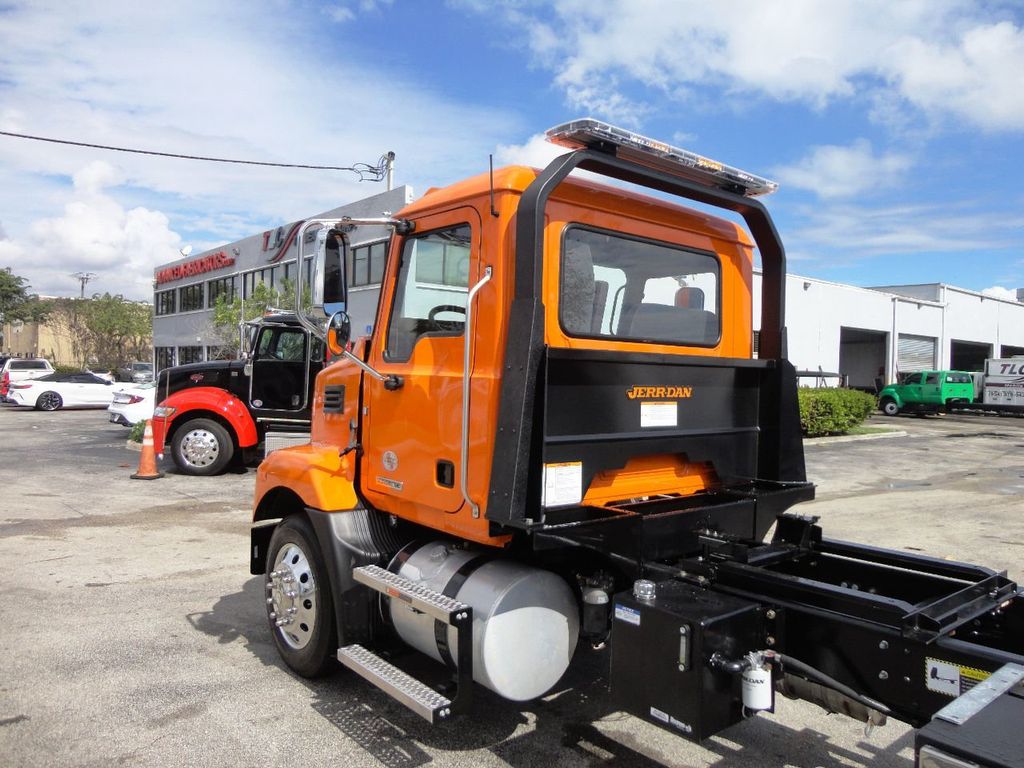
[898,334,936,372]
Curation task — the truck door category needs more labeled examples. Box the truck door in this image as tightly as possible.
[361,208,482,515]
[249,325,312,416]
[903,372,925,404]
[922,371,941,403]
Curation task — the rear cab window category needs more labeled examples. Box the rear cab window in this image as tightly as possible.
[559,226,721,348]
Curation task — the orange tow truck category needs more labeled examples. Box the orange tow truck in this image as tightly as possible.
[250,120,1024,766]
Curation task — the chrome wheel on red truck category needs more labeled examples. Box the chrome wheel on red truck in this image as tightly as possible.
[170,418,233,475]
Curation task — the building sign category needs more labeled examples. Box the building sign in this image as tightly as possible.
[155,251,235,285]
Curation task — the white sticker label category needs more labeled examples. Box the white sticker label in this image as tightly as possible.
[649,706,670,723]
[669,716,693,734]
[925,657,991,697]
[641,401,677,428]
[542,461,583,507]
[614,604,641,626]
[926,658,961,696]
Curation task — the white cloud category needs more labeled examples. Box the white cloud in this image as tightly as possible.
[982,286,1020,301]
[0,0,522,300]
[11,164,182,299]
[465,1,1024,131]
[774,140,913,199]
[786,201,1022,260]
[494,134,564,168]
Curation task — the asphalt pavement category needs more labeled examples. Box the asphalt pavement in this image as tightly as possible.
[1,405,1022,767]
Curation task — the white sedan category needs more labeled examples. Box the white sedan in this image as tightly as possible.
[107,381,156,425]
[6,371,119,411]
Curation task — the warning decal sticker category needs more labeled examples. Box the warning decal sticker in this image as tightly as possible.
[925,657,992,697]
[640,400,677,428]
[542,461,583,507]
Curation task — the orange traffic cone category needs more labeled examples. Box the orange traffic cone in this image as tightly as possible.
[131,419,164,480]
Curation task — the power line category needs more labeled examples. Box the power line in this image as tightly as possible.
[0,130,390,180]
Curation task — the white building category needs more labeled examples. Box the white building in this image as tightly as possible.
[755,274,1024,388]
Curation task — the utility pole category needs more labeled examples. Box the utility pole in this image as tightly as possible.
[71,272,97,298]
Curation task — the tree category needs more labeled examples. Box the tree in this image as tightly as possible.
[49,294,152,369]
[209,278,307,353]
[0,267,50,326]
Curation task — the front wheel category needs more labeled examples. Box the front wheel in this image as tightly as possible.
[265,516,336,678]
[170,418,234,475]
[36,391,63,411]
[880,398,900,417]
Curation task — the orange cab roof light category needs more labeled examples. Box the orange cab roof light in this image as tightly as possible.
[546,118,778,198]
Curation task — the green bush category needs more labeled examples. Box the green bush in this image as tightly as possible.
[797,387,876,437]
[128,420,147,443]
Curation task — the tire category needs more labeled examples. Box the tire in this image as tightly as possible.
[880,398,900,417]
[265,516,337,678]
[171,418,234,475]
[36,391,63,411]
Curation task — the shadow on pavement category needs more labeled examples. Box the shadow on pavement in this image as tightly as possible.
[188,576,914,768]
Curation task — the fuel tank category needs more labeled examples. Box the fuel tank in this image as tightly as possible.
[388,541,579,701]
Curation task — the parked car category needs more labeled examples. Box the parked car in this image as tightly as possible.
[115,361,154,383]
[0,357,55,402]
[6,371,117,411]
[108,381,157,425]
[878,369,975,416]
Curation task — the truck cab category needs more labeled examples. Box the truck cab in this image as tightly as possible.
[878,369,974,415]
[248,121,1024,764]
[151,313,324,474]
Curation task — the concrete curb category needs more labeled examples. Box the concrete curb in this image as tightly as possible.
[805,430,907,446]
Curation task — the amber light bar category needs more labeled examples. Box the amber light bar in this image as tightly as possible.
[546,118,778,198]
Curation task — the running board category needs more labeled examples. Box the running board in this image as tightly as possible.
[345,564,474,721]
[338,645,454,723]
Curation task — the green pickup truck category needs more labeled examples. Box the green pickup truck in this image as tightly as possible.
[878,370,975,416]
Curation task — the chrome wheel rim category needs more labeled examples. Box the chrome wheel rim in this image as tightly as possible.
[179,428,220,467]
[267,543,317,650]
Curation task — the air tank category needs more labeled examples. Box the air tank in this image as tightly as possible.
[388,541,579,701]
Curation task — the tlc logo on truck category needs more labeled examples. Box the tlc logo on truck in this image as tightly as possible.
[997,362,1024,375]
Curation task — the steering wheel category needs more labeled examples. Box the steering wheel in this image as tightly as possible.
[427,304,467,332]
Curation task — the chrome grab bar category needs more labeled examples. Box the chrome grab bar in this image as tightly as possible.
[461,266,492,518]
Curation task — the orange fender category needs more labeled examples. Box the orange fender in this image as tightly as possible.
[255,443,359,517]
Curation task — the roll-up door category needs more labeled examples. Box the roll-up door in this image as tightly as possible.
[898,334,936,372]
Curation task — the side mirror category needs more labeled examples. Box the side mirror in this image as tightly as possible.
[326,311,352,358]
[312,228,348,318]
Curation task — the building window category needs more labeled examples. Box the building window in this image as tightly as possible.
[155,346,175,371]
[155,290,176,316]
[243,268,276,298]
[348,240,388,287]
[208,277,236,307]
[178,346,204,364]
[369,241,386,284]
[178,283,204,312]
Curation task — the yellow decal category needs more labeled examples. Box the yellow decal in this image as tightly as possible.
[626,385,694,400]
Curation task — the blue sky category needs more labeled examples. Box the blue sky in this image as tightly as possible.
[1,0,1023,301]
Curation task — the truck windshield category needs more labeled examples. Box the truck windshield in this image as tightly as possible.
[559,226,720,347]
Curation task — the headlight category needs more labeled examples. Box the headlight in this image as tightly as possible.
[153,405,177,417]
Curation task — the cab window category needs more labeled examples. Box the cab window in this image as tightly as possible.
[925,372,940,385]
[560,226,720,347]
[256,328,307,361]
[385,224,471,362]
